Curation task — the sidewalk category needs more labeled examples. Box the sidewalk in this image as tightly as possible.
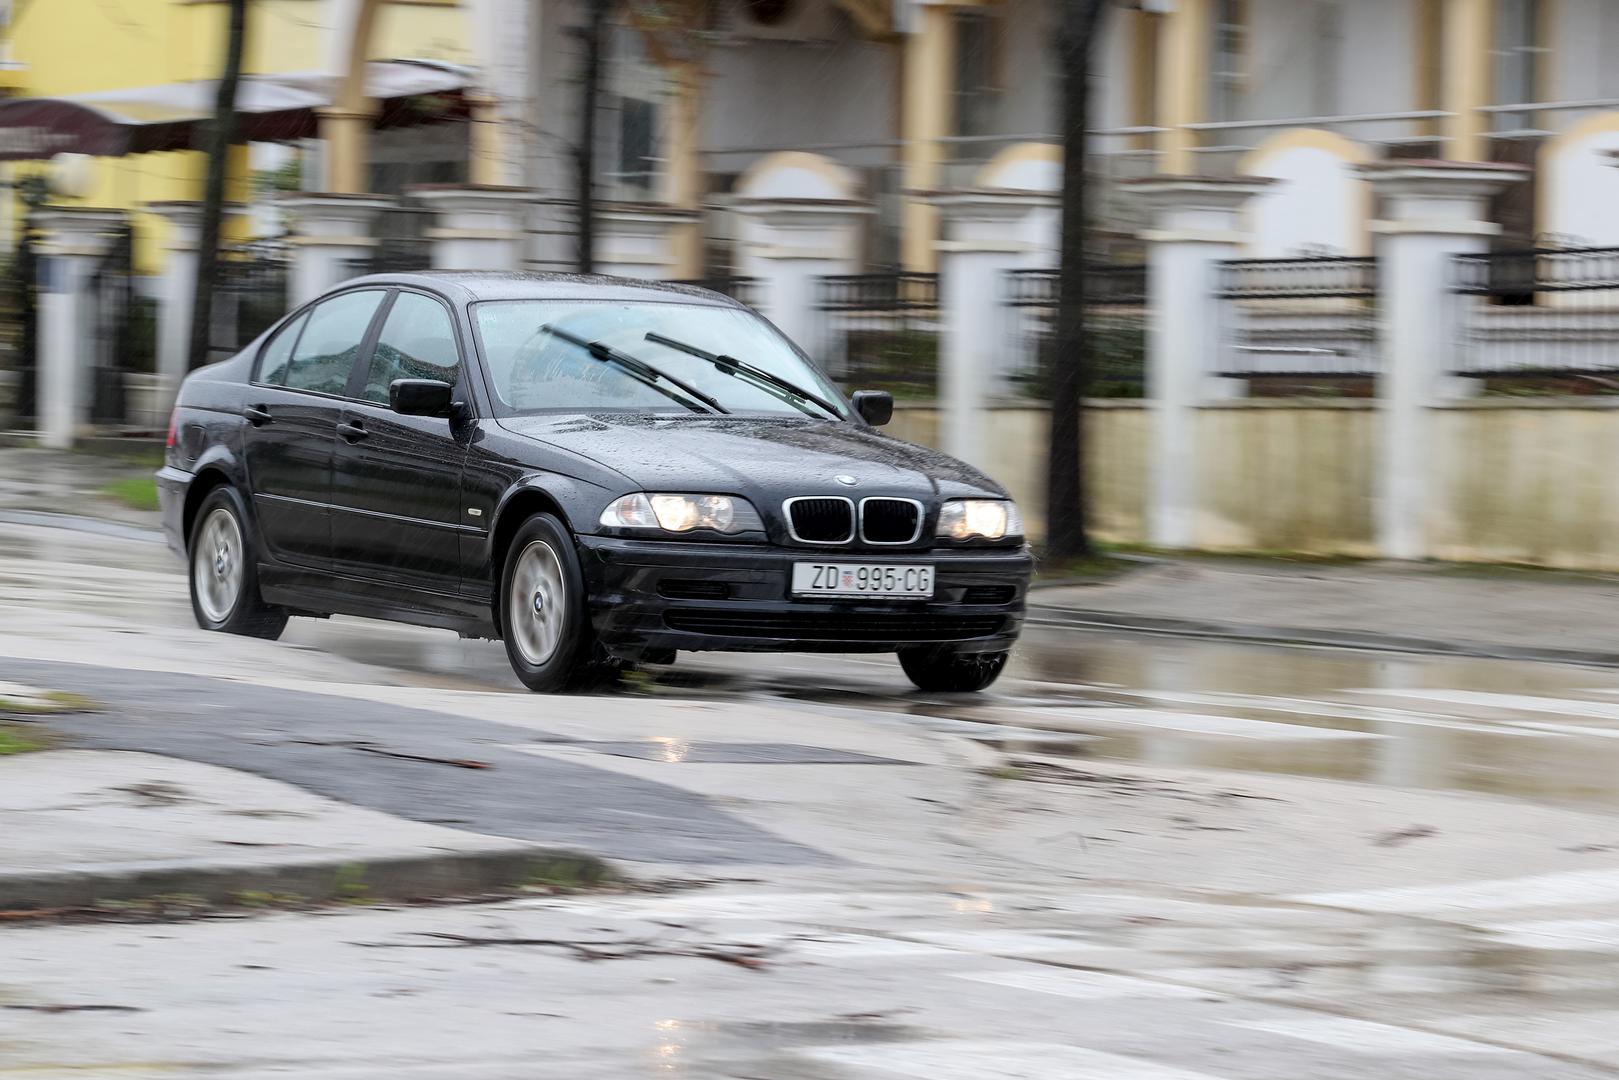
[1032,557,1619,666]
[0,749,611,910]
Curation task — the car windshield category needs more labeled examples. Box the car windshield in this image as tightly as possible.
[473,299,849,418]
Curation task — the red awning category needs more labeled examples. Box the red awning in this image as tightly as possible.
[0,59,474,162]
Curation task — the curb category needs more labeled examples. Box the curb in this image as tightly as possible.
[1025,605,1619,669]
[0,844,618,912]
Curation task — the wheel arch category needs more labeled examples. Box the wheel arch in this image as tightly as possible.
[487,484,575,614]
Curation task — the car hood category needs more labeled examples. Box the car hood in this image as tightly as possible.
[495,414,1005,499]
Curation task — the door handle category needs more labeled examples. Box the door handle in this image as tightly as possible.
[244,405,273,426]
[336,419,369,443]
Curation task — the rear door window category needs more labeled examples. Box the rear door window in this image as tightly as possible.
[284,290,386,396]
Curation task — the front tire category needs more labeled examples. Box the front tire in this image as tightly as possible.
[500,513,600,693]
[898,646,1008,692]
[188,486,287,640]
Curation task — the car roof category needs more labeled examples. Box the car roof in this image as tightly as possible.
[339,270,746,307]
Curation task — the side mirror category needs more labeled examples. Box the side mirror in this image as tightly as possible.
[851,390,893,427]
[390,378,455,418]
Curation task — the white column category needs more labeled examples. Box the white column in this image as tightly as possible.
[34,208,123,450]
[281,193,394,305]
[930,189,1058,470]
[597,205,701,281]
[411,185,535,272]
[733,198,870,365]
[1130,178,1272,550]
[144,201,248,409]
[1360,161,1526,561]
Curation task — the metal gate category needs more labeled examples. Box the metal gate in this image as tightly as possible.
[88,219,138,425]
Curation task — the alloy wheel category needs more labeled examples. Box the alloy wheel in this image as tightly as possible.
[509,538,568,666]
[193,507,245,624]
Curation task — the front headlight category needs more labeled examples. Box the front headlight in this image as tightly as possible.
[599,493,763,535]
[937,498,1023,542]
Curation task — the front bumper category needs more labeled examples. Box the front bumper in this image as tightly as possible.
[577,536,1032,655]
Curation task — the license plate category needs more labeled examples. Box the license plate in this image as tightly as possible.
[792,562,934,598]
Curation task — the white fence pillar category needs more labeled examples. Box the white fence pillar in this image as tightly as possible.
[931,190,1057,470]
[597,205,701,281]
[1130,177,1272,549]
[733,199,869,364]
[34,208,123,450]
[281,193,394,305]
[412,185,535,271]
[145,202,201,409]
[1360,161,1525,561]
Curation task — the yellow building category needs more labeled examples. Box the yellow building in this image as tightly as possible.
[1,0,474,273]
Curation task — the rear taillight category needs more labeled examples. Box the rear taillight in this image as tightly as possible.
[165,408,178,450]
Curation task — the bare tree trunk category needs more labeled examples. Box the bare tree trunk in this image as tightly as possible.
[1044,0,1109,560]
[575,0,612,273]
[187,0,249,370]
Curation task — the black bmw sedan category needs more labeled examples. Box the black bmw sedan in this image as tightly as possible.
[158,272,1033,693]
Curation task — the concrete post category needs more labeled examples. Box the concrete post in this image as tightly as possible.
[1360,161,1526,561]
[597,205,702,281]
[281,193,393,305]
[411,185,535,272]
[1129,177,1272,550]
[930,189,1058,471]
[34,207,123,450]
[732,198,870,365]
[145,201,247,410]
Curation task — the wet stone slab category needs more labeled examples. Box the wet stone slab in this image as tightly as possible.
[535,738,921,765]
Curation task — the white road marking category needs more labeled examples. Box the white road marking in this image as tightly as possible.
[954,968,1217,1000]
[1503,720,1619,738]
[1348,689,1619,721]
[799,1041,1230,1080]
[1229,1016,1515,1055]
[789,934,960,959]
[1428,1011,1619,1056]
[1030,707,1383,742]
[901,929,1112,957]
[1135,691,1559,737]
[1487,917,1619,952]
[1296,868,1619,915]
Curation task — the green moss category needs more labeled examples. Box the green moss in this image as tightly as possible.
[0,724,51,755]
[0,689,100,715]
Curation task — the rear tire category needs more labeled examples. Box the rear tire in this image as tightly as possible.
[188,485,288,640]
[499,513,601,693]
[898,646,1008,692]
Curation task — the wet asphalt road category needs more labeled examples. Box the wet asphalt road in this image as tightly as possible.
[13,514,1619,1076]
[10,511,1619,827]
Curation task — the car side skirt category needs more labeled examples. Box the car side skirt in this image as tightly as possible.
[258,563,499,639]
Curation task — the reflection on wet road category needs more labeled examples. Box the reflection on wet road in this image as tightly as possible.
[9,517,1619,814]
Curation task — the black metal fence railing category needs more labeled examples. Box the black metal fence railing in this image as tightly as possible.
[815,273,940,398]
[208,243,291,362]
[1002,265,1148,398]
[88,220,156,426]
[1215,256,1379,385]
[671,276,760,306]
[345,205,436,278]
[1451,247,1619,386]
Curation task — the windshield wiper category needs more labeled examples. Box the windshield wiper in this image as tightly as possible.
[539,325,728,415]
[643,332,843,420]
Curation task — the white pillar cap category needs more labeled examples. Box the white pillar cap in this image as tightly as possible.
[1355,159,1528,200]
[33,207,125,256]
